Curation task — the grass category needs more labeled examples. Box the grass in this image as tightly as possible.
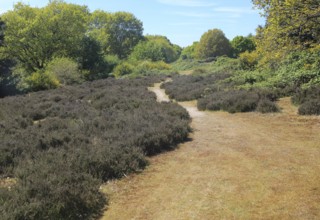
[100,88,320,219]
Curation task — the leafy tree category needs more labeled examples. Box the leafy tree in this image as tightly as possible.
[89,11,143,59]
[1,1,89,72]
[196,29,232,59]
[180,42,198,60]
[130,40,165,62]
[252,0,320,63]
[231,35,256,57]
[129,35,180,63]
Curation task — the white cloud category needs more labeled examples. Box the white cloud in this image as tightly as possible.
[169,22,203,26]
[172,11,215,18]
[213,7,255,14]
[157,0,216,7]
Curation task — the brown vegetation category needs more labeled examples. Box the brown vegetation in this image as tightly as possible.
[101,87,320,219]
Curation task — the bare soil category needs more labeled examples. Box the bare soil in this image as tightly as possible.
[100,85,320,220]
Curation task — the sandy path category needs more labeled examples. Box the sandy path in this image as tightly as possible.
[100,86,320,219]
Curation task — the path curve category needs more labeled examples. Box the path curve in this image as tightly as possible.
[100,84,320,219]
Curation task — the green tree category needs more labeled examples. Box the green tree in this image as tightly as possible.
[129,35,181,63]
[253,0,320,56]
[1,1,89,72]
[89,11,143,59]
[231,35,256,57]
[129,40,165,62]
[196,29,232,59]
[180,42,198,59]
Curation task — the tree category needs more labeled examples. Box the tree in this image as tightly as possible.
[196,29,232,59]
[129,35,181,63]
[252,0,320,52]
[180,42,198,60]
[231,35,256,57]
[0,19,4,47]
[1,1,89,72]
[89,11,144,59]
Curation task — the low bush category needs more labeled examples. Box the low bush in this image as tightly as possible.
[298,100,320,115]
[113,62,134,78]
[161,73,230,101]
[256,99,280,113]
[198,90,259,113]
[197,89,279,113]
[291,86,320,105]
[0,76,191,218]
[292,86,320,115]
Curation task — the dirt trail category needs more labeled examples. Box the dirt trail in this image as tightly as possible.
[101,85,320,219]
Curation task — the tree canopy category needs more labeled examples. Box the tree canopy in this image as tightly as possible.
[89,11,144,59]
[252,0,320,66]
[1,1,89,72]
[129,35,181,63]
[231,35,256,57]
[196,29,232,59]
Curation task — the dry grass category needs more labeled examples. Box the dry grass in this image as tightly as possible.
[100,89,320,219]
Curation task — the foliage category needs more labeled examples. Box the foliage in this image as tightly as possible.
[197,89,279,113]
[252,0,320,68]
[256,98,280,113]
[130,35,181,63]
[180,42,198,60]
[292,86,320,105]
[161,73,231,101]
[0,77,191,218]
[132,61,172,76]
[1,1,89,72]
[89,10,143,59]
[239,50,260,70]
[129,40,166,62]
[24,70,60,91]
[1,152,106,220]
[113,62,134,77]
[231,35,256,57]
[196,29,232,59]
[298,100,320,115]
[46,57,83,85]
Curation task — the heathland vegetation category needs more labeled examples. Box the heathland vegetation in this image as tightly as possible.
[0,0,320,219]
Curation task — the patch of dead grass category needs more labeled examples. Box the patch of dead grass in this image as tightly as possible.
[100,92,320,219]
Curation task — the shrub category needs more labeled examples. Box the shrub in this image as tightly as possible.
[132,60,171,76]
[291,86,320,105]
[161,73,230,101]
[239,51,260,70]
[256,99,280,113]
[25,70,60,91]
[113,62,134,77]
[0,76,191,218]
[197,89,279,114]
[1,151,106,220]
[298,100,320,115]
[46,57,83,85]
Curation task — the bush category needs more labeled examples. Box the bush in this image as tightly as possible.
[46,57,83,85]
[113,62,134,78]
[197,89,280,114]
[291,86,320,105]
[132,60,171,76]
[256,99,280,113]
[1,151,106,220]
[298,100,320,115]
[25,70,60,91]
[0,76,191,218]
[239,51,260,70]
[161,73,230,101]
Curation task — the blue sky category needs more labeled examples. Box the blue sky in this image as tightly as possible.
[1,0,265,47]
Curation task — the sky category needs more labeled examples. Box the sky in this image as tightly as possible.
[0,0,265,47]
